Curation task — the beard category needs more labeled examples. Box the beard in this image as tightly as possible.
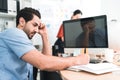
[23,28,36,39]
[28,32,36,39]
[25,32,36,39]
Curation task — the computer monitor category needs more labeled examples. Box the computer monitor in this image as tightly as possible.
[63,15,108,48]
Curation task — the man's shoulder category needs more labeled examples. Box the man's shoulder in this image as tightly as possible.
[1,28,21,34]
[5,28,23,33]
[1,28,27,39]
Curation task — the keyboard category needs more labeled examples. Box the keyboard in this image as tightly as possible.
[67,63,120,74]
[90,58,102,63]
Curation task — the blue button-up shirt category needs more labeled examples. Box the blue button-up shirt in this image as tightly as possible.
[0,28,35,80]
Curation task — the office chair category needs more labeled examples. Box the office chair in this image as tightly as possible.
[40,45,63,80]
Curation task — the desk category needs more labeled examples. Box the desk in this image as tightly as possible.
[60,70,120,80]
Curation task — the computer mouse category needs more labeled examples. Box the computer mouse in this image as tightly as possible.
[90,59,101,64]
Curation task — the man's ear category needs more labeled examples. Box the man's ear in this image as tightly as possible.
[19,17,25,28]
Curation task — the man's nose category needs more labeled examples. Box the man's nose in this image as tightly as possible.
[35,27,38,33]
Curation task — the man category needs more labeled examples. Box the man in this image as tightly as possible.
[57,9,83,43]
[0,7,89,80]
[54,9,83,54]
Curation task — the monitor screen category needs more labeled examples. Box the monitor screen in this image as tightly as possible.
[63,15,108,48]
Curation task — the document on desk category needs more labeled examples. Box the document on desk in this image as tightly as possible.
[67,63,120,74]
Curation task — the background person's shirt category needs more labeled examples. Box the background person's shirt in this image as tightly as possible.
[57,24,64,38]
[0,28,36,80]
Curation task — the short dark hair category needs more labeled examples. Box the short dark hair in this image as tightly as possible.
[73,9,82,16]
[16,7,41,26]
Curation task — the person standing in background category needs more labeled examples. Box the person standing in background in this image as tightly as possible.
[54,9,83,55]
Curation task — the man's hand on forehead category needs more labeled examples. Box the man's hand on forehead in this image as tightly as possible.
[39,23,45,29]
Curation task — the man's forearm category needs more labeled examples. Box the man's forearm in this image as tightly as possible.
[41,33,52,55]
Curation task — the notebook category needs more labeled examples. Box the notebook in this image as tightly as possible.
[67,63,120,74]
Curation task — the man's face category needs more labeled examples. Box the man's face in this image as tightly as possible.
[23,15,41,39]
[82,20,96,33]
[88,21,96,32]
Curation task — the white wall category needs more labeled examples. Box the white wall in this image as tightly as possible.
[32,0,102,46]
[19,0,32,9]
[32,0,120,51]
[101,0,120,51]
[101,0,120,22]
[32,0,81,45]
[80,0,102,18]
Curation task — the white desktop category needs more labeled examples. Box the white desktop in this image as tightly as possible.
[64,48,120,75]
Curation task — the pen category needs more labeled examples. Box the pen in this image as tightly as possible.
[81,48,88,54]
